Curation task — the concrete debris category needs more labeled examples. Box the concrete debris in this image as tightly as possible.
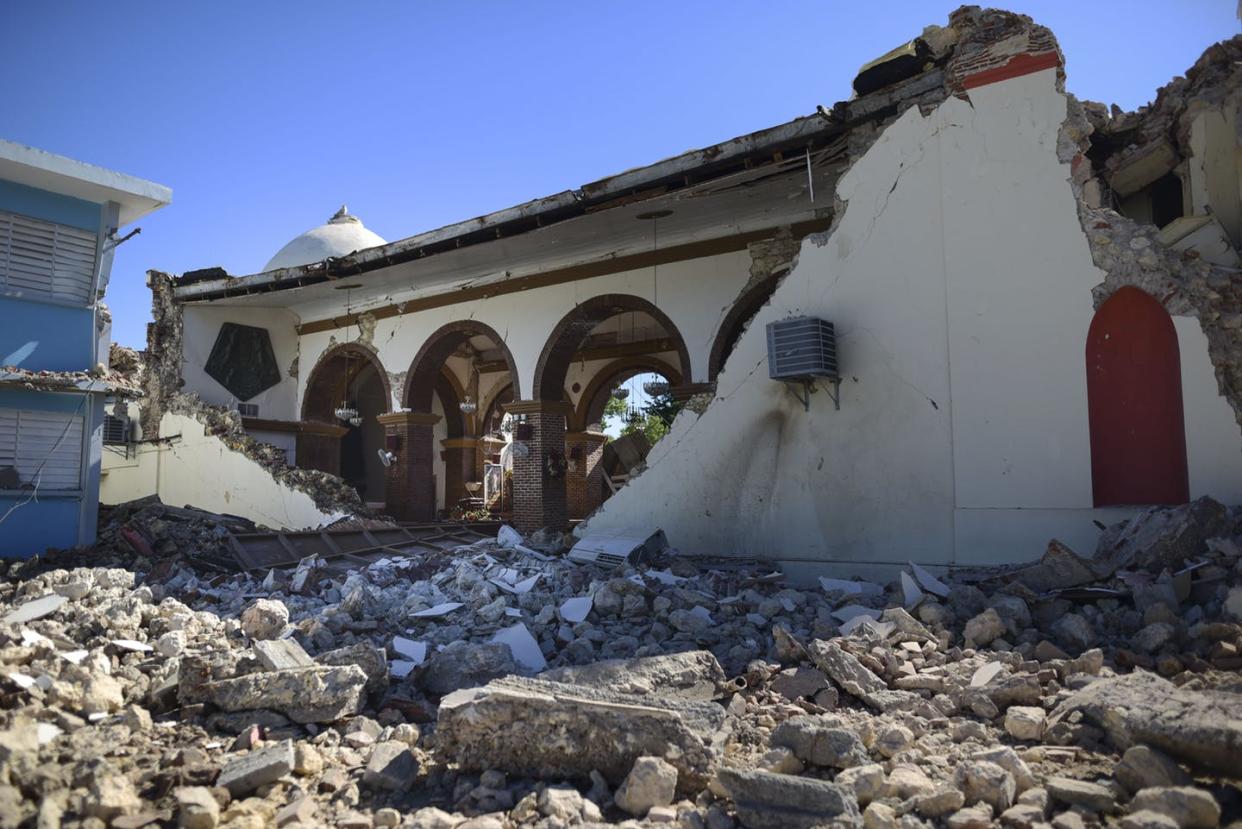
[436,676,727,791]
[0,460,1239,825]
[1049,670,1242,775]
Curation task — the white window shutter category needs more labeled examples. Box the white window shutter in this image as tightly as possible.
[0,210,98,304]
[0,408,83,490]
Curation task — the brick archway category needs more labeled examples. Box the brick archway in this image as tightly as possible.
[302,342,392,423]
[388,321,518,522]
[299,343,391,498]
[571,356,682,432]
[403,320,520,411]
[532,294,692,402]
[1086,286,1189,506]
[707,271,786,382]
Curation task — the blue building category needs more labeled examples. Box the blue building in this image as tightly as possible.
[0,140,170,556]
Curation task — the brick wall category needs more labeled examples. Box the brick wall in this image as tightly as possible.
[380,412,439,521]
[565,431,607,519]
[509,404,569,534]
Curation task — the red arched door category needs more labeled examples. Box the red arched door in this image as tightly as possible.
[1086,287,1189,506]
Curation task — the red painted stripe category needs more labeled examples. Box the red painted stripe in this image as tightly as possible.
[961,51,1062,90]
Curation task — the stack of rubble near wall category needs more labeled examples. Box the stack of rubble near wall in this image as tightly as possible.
[0,493,1239,827]
[137,271,370,519]
[1066,37,1242,431]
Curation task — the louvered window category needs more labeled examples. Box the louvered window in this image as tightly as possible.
[0,408,84,491]
[0,210,98,305]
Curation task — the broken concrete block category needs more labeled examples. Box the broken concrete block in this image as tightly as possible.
[769,666,830,702]
[252,639,313,672]
[1003,706,1047,741]
[539,650,727,701]
[436,676,727,791]
[175,786,219,829]
[716,767,861,829]
[362,740,419,790]
[217,740,294,797]
[809,640,919,712]
[614,756,677,817]
[317,642,388,694]
[1049,671,1242,776]
[198,665,367,724]
[239,599,288,640]
[416,641,517,696]
[1129,787,1221,829]
[955,760,1015,812]
[771,716,868,768]
[1114,746,1192,793]
[1047,777,1117,813]
[85,775,141,822]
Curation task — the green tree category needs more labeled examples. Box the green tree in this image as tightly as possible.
[603,387,682,444]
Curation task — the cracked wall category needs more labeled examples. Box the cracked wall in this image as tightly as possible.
[581,17,1242,578]
[110,272,369,526]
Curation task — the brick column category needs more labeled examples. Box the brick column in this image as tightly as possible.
[441,437,479,512]
[564,430,609,519]
[505,400,572,535]
[295,421,349,476]
[377,411,441,522]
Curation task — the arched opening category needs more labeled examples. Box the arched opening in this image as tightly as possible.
[573,356,682,432]
[708,272,785,382]
[395,321,519,521]
[524,295,692,527]
[300,343,392,506]
[568,359,681,518]
[534,295,692,403]
[1086,286,1189,506]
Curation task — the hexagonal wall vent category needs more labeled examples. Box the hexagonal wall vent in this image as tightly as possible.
[204,323,281,402]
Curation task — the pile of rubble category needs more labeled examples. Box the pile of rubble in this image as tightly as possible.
[1,499,1240,828]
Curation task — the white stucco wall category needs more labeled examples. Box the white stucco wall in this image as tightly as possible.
[296,249,753,411]
[182,306,301,421]
[100,411,339,530]
[582,67,1242,577]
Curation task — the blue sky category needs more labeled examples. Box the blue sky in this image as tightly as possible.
[2,2,1237,348]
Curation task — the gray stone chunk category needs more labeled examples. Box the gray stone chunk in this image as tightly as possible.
[217,740,294,797]
[1115,746,1192,793]
[1049,671,1242,776]
[318,642,389,694]
[417,641,517,696]
[614,756,678,817]
[771,716,868,769]
[252,639,313,672]
[809,639,920,712]
[1047,777,1116,813]
[539,650,727,701]
[1129,787,1221,829]
[199,665,367,724]
[716,767,862,829]
[435,676,727,792]
[362,741,419,790]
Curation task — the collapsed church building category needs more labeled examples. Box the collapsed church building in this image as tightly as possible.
[100,7,1242,577]
[6,8,1242,829]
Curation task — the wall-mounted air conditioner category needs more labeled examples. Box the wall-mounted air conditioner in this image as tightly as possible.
[766,316,841,410]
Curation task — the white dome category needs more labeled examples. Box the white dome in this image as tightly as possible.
[263,205,386,271]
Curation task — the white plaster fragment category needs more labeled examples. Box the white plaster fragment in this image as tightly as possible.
[491,623,546,672]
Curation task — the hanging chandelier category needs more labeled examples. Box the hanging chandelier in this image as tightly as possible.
[336,288,360,423]
[459,396,478,415]
[643,379,669,397]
